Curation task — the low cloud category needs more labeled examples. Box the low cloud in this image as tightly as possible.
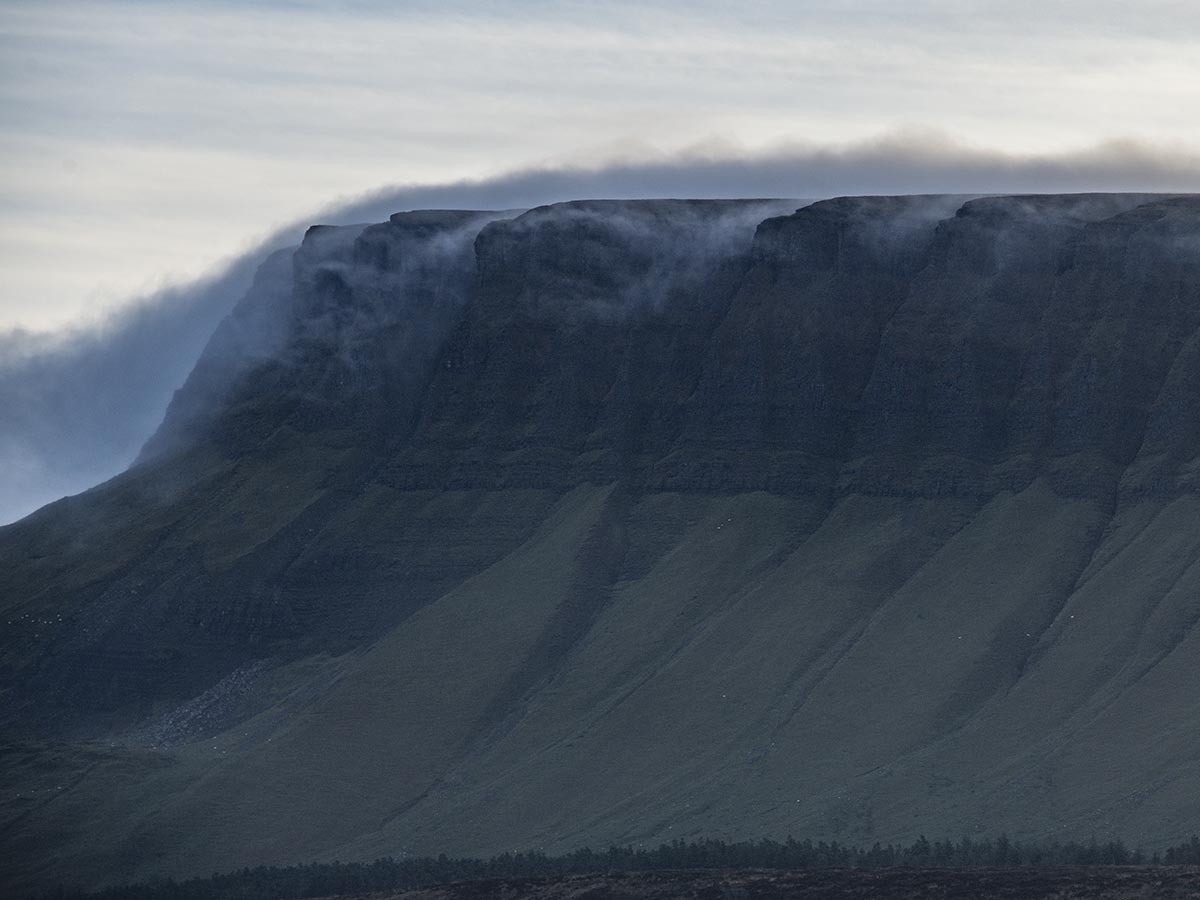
[328,133,1200,211]
[2,133,1199,524]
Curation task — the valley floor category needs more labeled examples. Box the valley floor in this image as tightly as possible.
[312,867,1200,900]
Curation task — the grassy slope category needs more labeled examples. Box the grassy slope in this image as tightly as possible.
[7,481,1200,892]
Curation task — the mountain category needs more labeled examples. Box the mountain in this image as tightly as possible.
[4,193,1200,893]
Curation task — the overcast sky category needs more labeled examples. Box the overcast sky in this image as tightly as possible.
[2,0,1200,332]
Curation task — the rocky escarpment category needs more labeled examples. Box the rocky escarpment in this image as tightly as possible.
[149,193,1200,501]
[3,194,1200,894]
[144,193,1200,500]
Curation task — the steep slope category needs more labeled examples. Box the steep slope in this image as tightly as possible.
[3,194,1200,893]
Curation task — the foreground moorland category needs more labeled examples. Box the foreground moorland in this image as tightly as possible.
[43,836,1200,899]
[332,868,1200,900]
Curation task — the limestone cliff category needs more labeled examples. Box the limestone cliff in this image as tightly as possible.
[3,194,1200,893]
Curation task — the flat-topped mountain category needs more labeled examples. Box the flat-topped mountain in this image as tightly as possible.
[3,194,1200,894]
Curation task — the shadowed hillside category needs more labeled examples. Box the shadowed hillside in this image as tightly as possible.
[3,194,1200,893]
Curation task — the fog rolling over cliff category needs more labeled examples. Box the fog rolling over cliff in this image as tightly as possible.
[4,193,1200,893]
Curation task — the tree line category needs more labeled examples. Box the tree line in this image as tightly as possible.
[34,834,1200,900]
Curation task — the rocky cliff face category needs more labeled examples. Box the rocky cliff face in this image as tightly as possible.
[3,194,1200,893]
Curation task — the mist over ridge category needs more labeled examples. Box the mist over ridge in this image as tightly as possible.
[5,133,1200,524]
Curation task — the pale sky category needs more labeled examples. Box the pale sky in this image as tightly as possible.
[2,0,1200,332]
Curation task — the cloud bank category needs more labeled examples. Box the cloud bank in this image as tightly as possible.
[2,134,1199,524]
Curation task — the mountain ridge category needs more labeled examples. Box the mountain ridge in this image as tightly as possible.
[3,193,1200,893]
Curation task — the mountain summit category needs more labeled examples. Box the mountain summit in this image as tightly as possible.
[4,194,1200,893]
